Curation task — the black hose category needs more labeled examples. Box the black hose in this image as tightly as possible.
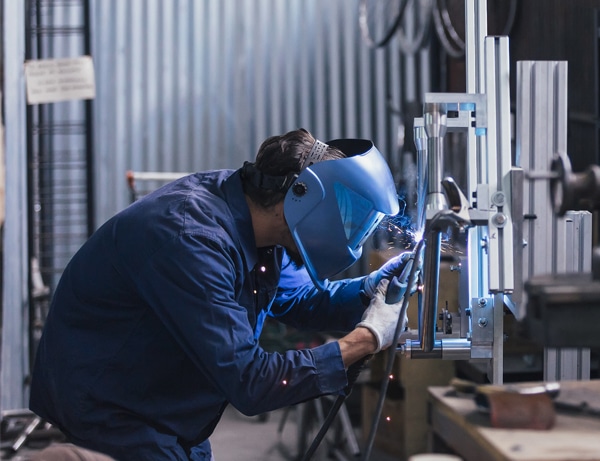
[300,243,423,461]
[299,355,371,461]
[361,240,424,461]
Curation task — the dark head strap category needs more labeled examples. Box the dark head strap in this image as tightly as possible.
[240,161,298,192]
[241,138,329,193]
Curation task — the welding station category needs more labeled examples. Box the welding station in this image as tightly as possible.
[2,1,600,461]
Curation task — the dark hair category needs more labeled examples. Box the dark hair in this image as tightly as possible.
[241,128,345,208]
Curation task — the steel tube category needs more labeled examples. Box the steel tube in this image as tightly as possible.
[423,102,448,212]
[414,122,428,233]
[440,338,473,360]
[420,227,442,352]
[404,338,472,360]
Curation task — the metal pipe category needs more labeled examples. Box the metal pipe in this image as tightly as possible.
[420,226,441,352]
[441,338,473,360]
[403,338,472,360]
[414,122,428,233]
[423,102,448,213]
[409,339,442,359]
[418,102,449,353]
[418,208,470,354]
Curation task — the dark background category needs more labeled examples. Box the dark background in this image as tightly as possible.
[444,0,600,172]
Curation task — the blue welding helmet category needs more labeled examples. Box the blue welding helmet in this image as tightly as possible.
[284,139,399,289]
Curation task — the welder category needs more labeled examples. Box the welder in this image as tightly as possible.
[30,128,412,461]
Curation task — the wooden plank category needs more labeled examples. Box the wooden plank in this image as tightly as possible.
[429,381,600,461]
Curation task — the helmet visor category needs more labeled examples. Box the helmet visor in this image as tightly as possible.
[335,182,386,251]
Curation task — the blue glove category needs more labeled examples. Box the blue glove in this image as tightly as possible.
[362,251,413,298]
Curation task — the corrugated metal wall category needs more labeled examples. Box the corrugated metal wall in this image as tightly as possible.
[91,0,404,223]
[2,0,407,411]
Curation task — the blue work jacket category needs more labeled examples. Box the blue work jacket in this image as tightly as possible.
[30,169,367,460]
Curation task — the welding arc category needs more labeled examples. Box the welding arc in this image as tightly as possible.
[361,239,424,461]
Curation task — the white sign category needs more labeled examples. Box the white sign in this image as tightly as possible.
[24,56,96,105]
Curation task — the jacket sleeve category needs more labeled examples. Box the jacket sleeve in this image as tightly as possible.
[269,251,367,332]
[133,234,348,416]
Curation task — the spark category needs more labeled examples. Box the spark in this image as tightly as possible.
[377,217,464,257]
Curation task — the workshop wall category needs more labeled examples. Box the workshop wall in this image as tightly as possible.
[90,0,404,224]
[2,0,408,411]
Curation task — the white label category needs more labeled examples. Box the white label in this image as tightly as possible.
[24,56,96,105]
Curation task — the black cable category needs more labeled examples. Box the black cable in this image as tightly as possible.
[361,240,425,461]
[299,355,371,461]
[300,244,423,461]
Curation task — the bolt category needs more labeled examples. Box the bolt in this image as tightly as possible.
[478,317,488,328]
[449,264,461,272]
[492,213,507,227]
[478,298,487,307]
[465,307,472,317]
[491,191,506,207]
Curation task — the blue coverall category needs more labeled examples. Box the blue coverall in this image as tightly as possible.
[30,169,368,460]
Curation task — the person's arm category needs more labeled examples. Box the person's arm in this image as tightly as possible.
[338,326,378,368]
[339,278,406,367]
[270,252,368,331]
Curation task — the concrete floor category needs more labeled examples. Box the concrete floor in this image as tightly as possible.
[2,402,399,461]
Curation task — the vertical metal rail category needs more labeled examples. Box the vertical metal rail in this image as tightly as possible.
[419,224,442,352]
[83,0,95,234]
[517,61,592,381]
[25,0,94,381]
[2,0,30,412]
[464,0,488,309]
[544,211,592,380]
[484,36,513,384]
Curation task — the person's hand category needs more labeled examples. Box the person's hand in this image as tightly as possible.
[363,251,412,298]
[356,278,407,353]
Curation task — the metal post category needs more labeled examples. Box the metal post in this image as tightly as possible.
[517,61,592,381]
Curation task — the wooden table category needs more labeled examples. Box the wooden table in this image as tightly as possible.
[428,380,600,461]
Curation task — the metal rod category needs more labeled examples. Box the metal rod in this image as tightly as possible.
[414,122,428,233]
[403,338,472,360]
[420,227,441,352]
[423,102,448,213]
[361,241,423,461]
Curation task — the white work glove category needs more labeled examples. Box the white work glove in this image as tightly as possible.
[356,278,407,353]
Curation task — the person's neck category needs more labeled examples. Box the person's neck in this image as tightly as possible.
[245,196,287,248]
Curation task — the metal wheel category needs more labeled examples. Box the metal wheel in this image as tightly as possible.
[359,0,409,48]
